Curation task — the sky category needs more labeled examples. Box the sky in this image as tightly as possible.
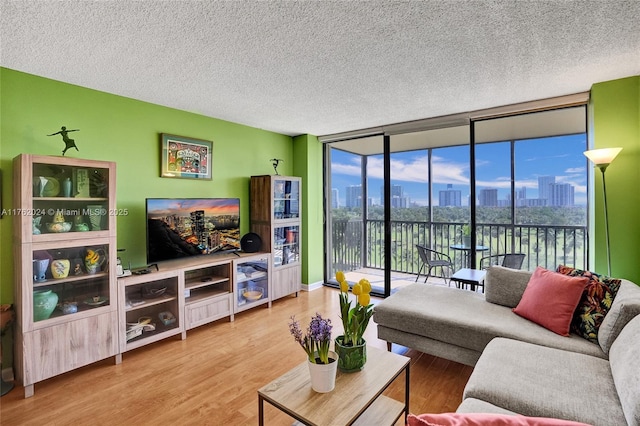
[330,134,587,207]
[146,198,240,217]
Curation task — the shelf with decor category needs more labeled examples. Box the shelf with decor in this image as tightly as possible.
[250,175,301,301]
[233,253,271,313]
[118,269,183,352]
[13,154,119,398]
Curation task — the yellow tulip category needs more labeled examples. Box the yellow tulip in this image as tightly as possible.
[339,280,349,293]
[359,279,372,294]
[358,293,370,307]
[352,283,362,295]
[336,271,345,283]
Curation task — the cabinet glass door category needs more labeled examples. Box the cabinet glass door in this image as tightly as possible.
[31,244,111,323]
[236,257,269,308]
[32,162,111,235]
[273,225,300,267]
[273,178,299,220]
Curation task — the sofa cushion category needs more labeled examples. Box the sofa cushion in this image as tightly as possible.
[598,279,640,354]
[484,266,532,308]
[463,337,627,426]
[556,265,621,343]
[459,396,635,426]
[457,398,518,415]
[408,412,591,426]
[513,267,588,336]
[608,314,640,426]
[373,283,605,360]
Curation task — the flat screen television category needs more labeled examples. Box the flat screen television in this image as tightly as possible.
[146,198,241,264]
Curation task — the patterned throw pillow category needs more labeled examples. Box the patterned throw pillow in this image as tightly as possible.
[556,265,621,343]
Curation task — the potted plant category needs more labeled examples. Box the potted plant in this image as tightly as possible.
[335,271,374,372]
[461,224,472,247]
[289,313,338,392]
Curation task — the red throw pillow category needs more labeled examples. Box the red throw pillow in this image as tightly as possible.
[512,267,589,336]
[408,413,591,426]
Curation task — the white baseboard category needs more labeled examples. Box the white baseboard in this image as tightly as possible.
[2,367,14,382]
[301,281,323,292]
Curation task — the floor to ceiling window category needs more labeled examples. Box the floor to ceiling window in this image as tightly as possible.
[324,104,588,297]
[474,107,588,271]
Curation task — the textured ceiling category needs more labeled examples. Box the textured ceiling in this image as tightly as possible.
[1,1,639,137]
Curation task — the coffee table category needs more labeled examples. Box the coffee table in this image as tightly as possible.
[450,268,486,292]
[258,345,410,425]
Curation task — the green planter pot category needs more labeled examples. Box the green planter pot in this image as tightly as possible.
[335,335,367,373]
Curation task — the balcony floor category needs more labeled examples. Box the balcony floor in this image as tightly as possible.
[343,267,454,294]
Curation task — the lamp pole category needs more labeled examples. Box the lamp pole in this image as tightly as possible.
[599,165,612,276]
[584,147,622,277]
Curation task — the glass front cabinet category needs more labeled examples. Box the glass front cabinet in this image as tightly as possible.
[250,175,301,300]
[13,154,119,397]
[234,254,271,313]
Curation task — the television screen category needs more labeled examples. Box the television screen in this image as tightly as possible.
[146,198,240,264]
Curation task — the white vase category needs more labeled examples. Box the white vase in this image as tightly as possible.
[307,351,338,393]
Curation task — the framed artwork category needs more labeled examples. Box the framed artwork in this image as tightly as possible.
[160,133,213,180]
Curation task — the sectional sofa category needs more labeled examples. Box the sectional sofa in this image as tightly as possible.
[373,266,640,425]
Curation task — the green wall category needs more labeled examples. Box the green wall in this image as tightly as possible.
[0,68,297,303]
[293,134,324,287]
[590,76,640,283]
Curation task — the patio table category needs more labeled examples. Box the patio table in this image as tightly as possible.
[449,244,489,268]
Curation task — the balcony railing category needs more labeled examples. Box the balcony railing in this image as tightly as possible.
[331,219,588,276]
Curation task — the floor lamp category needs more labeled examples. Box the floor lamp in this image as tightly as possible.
[584,147,623,276]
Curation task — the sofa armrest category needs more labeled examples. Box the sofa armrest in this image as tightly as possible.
[484,266,532,308]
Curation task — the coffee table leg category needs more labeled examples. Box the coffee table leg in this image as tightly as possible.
[405,363,410,424]
[258,395,264,426]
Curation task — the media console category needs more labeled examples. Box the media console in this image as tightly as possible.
[117,251,272,354]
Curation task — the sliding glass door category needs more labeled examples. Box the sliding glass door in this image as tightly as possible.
[324,105,588,297]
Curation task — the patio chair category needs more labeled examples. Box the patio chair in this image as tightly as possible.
[480,253,526,270]
[415,245,453,285]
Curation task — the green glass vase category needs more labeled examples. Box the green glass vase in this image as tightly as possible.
[33,289,58,322]
[335,335,367,373]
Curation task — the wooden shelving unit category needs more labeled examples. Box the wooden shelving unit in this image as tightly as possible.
[13,154,119,398]
[250,175,302,300]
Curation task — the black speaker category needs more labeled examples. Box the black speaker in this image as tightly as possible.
[240,232,262,253]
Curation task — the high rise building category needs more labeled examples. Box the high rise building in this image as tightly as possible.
[190,210,207,247]
[331,188,339,209]
[346,185,362,208]
[478,188,498,206]
[380,184,410,208]
[549,183,575,206]
[439,184,462,206]
[538,176,555,201]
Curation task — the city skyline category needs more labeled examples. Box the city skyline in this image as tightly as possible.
[330,134,587,208]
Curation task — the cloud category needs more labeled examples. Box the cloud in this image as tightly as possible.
[361,154,471,185]
[565,167,585,173]
[331,152,587,194]
[524,154,570,162]
[331,157,361,176]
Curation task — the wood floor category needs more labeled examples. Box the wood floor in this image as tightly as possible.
[0,286,473,425]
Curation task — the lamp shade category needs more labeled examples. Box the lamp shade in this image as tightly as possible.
[584,147,623,166]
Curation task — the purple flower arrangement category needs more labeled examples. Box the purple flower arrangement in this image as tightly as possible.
[289,313,333,364]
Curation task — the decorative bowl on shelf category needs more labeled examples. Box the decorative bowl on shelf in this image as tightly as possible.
[46,222,72,233]
[142,286,167,299]
[84,296,108,306]
[243,286,264,302]
[158,311,176,326]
